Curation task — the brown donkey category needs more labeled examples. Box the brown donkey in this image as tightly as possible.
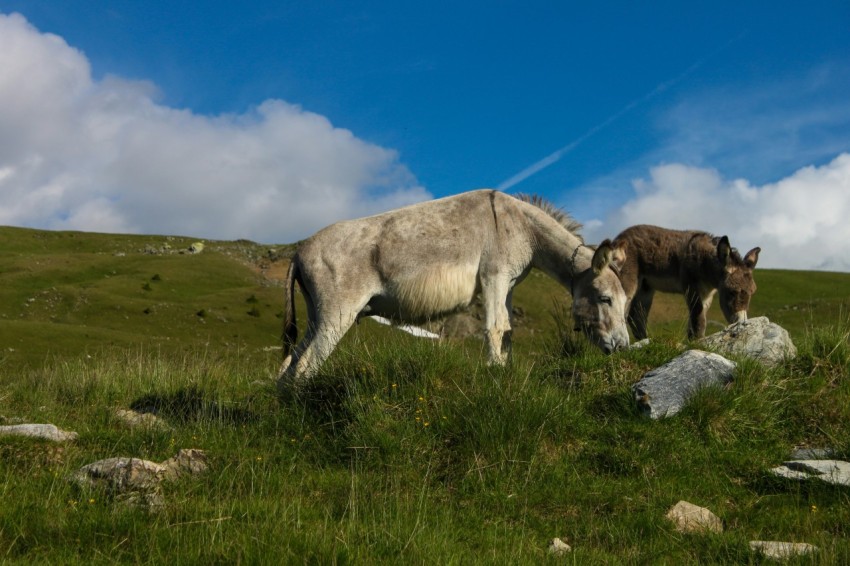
[610,225,760,339]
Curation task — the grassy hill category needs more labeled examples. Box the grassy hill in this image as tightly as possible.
[1,225,849,563]
[0,226,295,368]
[2,225,847,367]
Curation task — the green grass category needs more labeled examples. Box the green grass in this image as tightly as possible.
[1,226,850,563]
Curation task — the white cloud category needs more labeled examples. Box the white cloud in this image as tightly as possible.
[0,13,430,243]
[585,154,850,271]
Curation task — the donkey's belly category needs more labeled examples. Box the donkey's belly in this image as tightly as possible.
[368,263,479,323]
[644,274,684,294]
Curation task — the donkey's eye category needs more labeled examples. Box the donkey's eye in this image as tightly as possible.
[599,296,612,305]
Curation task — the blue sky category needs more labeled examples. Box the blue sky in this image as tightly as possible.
[1,1,849,269]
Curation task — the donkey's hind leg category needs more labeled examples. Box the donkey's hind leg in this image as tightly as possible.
[279,305,361,393]
[628,282,654,340]
[279,280,318,377]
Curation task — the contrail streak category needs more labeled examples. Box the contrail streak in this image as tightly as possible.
[497,34,745,191]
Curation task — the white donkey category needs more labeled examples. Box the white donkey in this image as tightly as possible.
[279,189,629,392]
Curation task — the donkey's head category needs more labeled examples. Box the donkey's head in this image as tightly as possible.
[716,236,760,324]
[571,240,630,354]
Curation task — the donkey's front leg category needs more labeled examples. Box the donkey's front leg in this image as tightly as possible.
[685,289,709,339]
[628,284,655,340]
[482,277,513,366]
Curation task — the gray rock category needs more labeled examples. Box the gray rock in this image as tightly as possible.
[789,446,833,460]
[749,541,818,560]
[770,459,850,487]
[69,449,209,508]
[161,448,209,481]
[700,316,796,366]
[547,537,572,555]
[632,350,736,419]
[70,457,167,493]
[0,423,78,442]
[665,500,723,534]
[439,312,481,340]
[113,408,171,431]
[0,416,26,425]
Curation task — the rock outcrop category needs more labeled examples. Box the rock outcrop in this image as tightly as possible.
[0,423,78,442]
[632,350,736,419]
[70,448,208,508]
[770,459,850,487]
[701,316,796,366]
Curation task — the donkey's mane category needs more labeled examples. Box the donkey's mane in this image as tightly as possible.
[698,233,745,263]
[513,193,584,241]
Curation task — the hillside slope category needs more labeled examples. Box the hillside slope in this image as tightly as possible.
[1,225,848,368]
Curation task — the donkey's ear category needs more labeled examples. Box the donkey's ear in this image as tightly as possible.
[717,236,732,265]
[610,240,627,269]
[744,247,760,269]
[591,239,614,274]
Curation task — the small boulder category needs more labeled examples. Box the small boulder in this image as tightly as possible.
[665,500,723,534]
[113,408,170,431]
[439,312,481,340]
[547,537,572,555]
[632,350,736,419]
[69,449,208,509]
[70,457,167,494]
[0,423,78,442]
[749,541,818,560]
[161,448,209,481]
[700,316,796,366]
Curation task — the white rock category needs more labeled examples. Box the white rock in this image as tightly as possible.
[749,541,818,560]
[0,423,78,442]
[547,537,572,555]
[370,316,440,339]
[665,500,723,534]
[701,316,796,366]
[770,460,850,487]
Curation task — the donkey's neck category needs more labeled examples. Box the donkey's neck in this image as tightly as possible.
[525,210,586,288]
[689,238,726,286]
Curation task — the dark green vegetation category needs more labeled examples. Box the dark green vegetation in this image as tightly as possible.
[1,225,849,563]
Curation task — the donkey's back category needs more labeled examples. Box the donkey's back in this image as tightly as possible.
[295,190,506,323]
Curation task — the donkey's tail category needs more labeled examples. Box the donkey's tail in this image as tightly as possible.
[281,259,299,361]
